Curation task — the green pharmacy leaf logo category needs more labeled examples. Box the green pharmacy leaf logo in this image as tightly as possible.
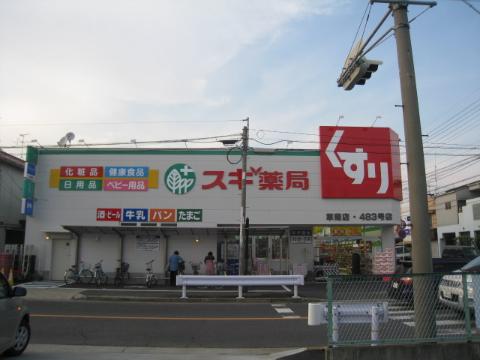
[164,163,196,195]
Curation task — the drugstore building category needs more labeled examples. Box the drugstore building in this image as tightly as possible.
[23,126,402,280]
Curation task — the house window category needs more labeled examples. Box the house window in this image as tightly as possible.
[445,202,452,210]
[459,231,471,246]
[473,204,480,220]
[443,232,456,246]
[475,231,480,249]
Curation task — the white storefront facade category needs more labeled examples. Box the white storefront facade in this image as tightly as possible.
[23,126,402,280]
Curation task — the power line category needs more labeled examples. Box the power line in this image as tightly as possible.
[461,0,480,15]
[0,119,245,127]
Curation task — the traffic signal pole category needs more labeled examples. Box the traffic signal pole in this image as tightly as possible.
[388,1,436,339]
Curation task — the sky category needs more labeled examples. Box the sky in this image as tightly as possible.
[0,0,479,210]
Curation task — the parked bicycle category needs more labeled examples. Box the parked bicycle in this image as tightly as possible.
[190,261,200,275]
[93,259,108,287]
[145,259,157,288]
[113,260,130,287]
[64,261,93,285]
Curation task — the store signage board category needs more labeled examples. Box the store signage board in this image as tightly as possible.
[149,209,176,222]
[21,198,34,216]
[41,149,401,226]
[135,237,160,252]
[177,209,202,222]
[105,166,149,178]
[320,126,402,200]
[104,179,148,191]
[23,179,35,198]
[123,208,148,222]
[60,166,103,178]
[60,179,102,191]
[97,208,203,223]
[290,229,312,244]
[24,163,36,179]
[96,208,122,221]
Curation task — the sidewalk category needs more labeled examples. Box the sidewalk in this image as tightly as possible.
[21,344,308,360]
[22,282,326,303]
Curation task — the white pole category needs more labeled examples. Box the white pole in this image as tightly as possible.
[292,285,300,299]
[181,284,188,299]
[237,285,244,299]
[371,305,380,345]
[332,307,339,343]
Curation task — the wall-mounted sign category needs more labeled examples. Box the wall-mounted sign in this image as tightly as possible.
[149,208,176,222]
[50,165,158,192]
[23,179,35,198]
[60,179,102,191]
[21,198,34,216]
[104,179,148,191]
[96,207,203,223]
[177,209,202,222]
[96,208,122,221]
[122,208,148,222]
[105,166,149,178]
[135,237,160,252]
[60,166,103,178]
[24,163,36,179]
[330,226,363,237]
[320,126,402,200]
[290,229,312,244]
[164,163,197,195]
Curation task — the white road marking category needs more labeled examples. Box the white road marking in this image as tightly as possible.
[275,308,294,314]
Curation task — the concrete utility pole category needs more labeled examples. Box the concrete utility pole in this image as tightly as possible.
[388,0,437,338]
[239,118,249,275]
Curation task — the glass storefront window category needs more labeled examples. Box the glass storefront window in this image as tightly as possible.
[271,235,288,260]
[255,236,269,258]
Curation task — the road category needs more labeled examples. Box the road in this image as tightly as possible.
[26,300,326,348]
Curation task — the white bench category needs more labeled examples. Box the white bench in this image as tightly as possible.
[176,275,304,299]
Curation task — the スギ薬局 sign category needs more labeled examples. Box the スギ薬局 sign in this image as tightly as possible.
[320,126,402,200]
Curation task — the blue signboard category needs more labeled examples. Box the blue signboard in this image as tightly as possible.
[21,198,34,216]
[24,163,36,179]
[105,167,149,178]
[122,208,148,222]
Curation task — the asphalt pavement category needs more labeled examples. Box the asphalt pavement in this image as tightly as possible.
[21,281,327,303]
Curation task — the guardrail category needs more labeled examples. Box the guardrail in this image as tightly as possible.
[175,275,304,299]
[308,302,389,343]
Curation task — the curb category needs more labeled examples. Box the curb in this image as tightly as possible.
[78,295,325,303]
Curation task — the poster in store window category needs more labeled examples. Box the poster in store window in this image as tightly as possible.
[135,237,160,252]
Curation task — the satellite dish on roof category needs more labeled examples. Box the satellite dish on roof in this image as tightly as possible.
[57,132,76,147]
[66,132,75,142]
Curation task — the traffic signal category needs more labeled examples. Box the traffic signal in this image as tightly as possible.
[337,57,382,91]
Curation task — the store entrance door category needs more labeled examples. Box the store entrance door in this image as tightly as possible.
[252,235,288,275]
[51,239,76,280]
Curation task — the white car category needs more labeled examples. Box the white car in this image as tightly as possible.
[0,273,30,356]
[438,271,473,311]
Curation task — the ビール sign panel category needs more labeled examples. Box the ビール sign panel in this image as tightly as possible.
[320,126,402,200]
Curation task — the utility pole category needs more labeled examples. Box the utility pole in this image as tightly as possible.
[239,118,249,275]
[340,0,437,340]
[376,0,437,339]
[19,133,29,159]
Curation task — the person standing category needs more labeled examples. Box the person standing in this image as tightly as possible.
[168,250,183,286]
[204,251,215,275]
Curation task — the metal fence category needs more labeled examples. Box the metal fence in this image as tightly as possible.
[323,273,480,346]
